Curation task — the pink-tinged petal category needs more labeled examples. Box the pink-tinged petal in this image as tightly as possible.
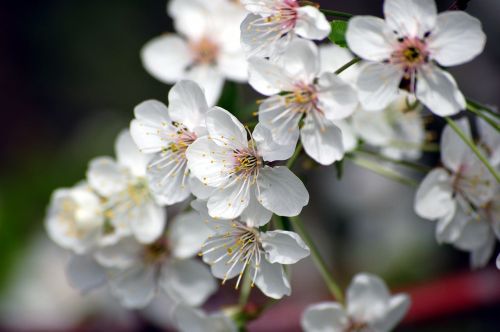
[428,11,486,67]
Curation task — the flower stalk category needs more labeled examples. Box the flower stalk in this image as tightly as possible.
[319,8,353,19]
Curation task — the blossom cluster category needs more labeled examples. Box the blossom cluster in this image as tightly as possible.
[45,0,498,330]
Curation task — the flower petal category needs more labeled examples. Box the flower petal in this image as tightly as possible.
[207,181,250,219]
[346,16,395,62]
[247,57,294,96]
[300,115,344,165]
[108,264,157,309]
[428,11,486,67]
[356,62,403,111]
[257,96,302,146]
[347,273,391,324]
[160,259,216,306]
[277,39,319,84]
[317,72,358,121]
[301,302,349,332]
[470,233,495,269]
[185,65,225,107]
[141,34,192,83]
[384,0,437,38]
[295,6,331,40]
[373,293,411,332]
[173,304,237,332]
[254,259,291,299]
[440,117,471,172]
[130,100,171,154]
[168,210,213,259]
[130,201,166,244]
[206,107,248,148]
[168,80,209,131]
[240,190,273,227]
[414,168,455,221]
[218,50,249,83]
[257,166,309,217]
[416,65,465,117]
[253,123,297,162]
[115,130,149,178]
[66,254,106,294]
[319,44,358,82]
[94,237,142,269]
[261,230,310,264]
[86,157,127,197]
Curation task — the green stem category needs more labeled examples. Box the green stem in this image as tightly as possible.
[289,216,344,303]
[238,271,252,309]
[355,149,432,173]
[334,58,361,75]
[466,102,500,132]
[387,140,440,152]
[319,8,353,19]
[444,117,500,182]
[287,142,303,168]
[466,99,500,119]
[346,155,418,187]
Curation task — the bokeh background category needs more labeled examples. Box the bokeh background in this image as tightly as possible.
[1,0,499,331]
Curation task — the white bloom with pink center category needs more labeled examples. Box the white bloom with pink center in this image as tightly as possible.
[141,0,248,106]
[130,80,210,205]
[86,130,166,245]
[241,0,331,58]
[192,199,309,299]
[345,0,486,116]
[414,118,497,256]
[186,107,309,226]
[248,39,358,165]
[301,273,410,332]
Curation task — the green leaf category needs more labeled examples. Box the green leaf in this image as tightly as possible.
[328,20,348,48]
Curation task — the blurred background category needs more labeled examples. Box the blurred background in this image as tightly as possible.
[0,0,499,331]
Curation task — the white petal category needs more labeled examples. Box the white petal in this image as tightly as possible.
[346,16,395,62]
[130,201,166,244]
[141,34,192,83]
[316,72,358,121]
[186,137,233,188]
[440,117,471,173]
[168,0,211,41]
[454,217,491,251]
[496,253,500,270]
[66,254,106,293]
[240,190,273,227]
[332,119,358,152]
[130,100,171,154]
[356,62,403,111]
[301,302,349,332]
[253,123,297,162]
[247,57,294,96]
[300,115,344,165]
[185,65,225,107]
[206,107,248,148]
[470,233,495,269]
[295,6,331,40]
[416,65,465,117]
[115,130,149,177]
[254,259,291,299]
[261,230,310,264]
[384,0,437,38]
[428,11,486,67]
[373,294,411,331]
[276,39,319,84]
[146,153,191,205]
[351,108,393,146]
[173,304,237,332]
[257,166,309,217]
[218,50,249,82]
[94,237,142,269]
[347,273,391,324]
[86,156,127,197]
[169,210,213,259]
[168,80,209,131]
[414,168,455,221]
[207,182,250,219]
[319,44,358,82]
[477,117,500,166]
[189,176,215,200]
[160,259,217,306]
[257,96,302,146]
[108,264,157,309]
[435,203,468,244]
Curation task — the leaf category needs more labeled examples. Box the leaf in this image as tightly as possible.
[328,20,348,48]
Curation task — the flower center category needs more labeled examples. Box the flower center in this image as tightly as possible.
[283,84,318,114]
[232,148,262,184]
[391,37,429,73]
[190,37,219,65]
[143,237,169,264]
[164,122,197,160]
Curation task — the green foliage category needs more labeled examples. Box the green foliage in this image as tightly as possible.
[329,21,348,48]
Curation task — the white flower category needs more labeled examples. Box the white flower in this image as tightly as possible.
[130,80,210,205]
[173,303,237,332]
[86,130,166,244]
[414,118,497,247]
[248,39,358,165]
[352,96,425,160]
[186,107,309,226]
[497,253,500,270]
[93,210,216,309]
[240,0,331,58]
[45,182,104,254]
[141,0,248,106]
[346,0,486,115]
[301,273,410,332]
[192,199,309,299]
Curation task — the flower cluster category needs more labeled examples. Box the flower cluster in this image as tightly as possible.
[45,0,498,330]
